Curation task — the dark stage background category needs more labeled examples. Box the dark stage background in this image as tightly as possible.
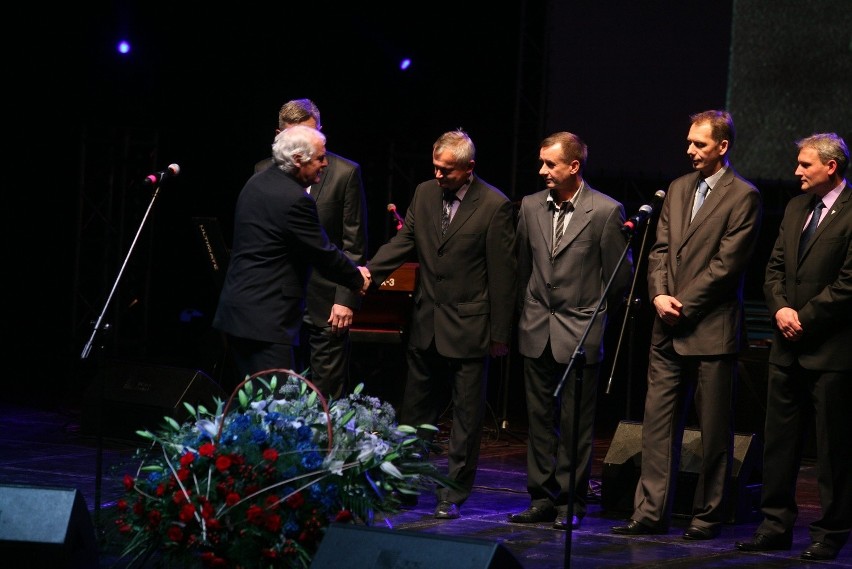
[8,2,851,432]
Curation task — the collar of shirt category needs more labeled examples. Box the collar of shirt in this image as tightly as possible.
[547,181,584,210]
[701,166,727,194]
[450,178,472,202]
[817,179,846,213]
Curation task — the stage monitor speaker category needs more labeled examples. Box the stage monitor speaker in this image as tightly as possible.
[81,359,226,440]
[601,420,763,523]
[311,523,523,569]
[0,485,98,569]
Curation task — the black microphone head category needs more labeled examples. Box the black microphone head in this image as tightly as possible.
[638,204,654,215]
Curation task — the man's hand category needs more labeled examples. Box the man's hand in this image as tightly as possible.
[774,306,803,342]
[327,304,355,336]
[357,266,372,295]
[653,294,683,326]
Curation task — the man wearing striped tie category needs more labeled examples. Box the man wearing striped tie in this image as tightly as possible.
[509,131,633,529]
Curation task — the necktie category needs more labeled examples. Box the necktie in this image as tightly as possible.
[798,199,825,260]
[441,190,457,236]
[552,201,570,255]
[691,179,709,221]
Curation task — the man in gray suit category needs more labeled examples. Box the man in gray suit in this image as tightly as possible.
[367,129,517,519]
[736,133,851,561]
[255,99,368,399]
[612,110,763,539]
[508,132,633,530]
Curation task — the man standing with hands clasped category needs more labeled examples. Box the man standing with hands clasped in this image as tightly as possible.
[735,133,851,561]
[611,110,762,540]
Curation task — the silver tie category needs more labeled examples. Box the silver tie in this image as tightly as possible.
[691,179,710,221]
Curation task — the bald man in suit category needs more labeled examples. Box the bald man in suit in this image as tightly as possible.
[613,110,763,540]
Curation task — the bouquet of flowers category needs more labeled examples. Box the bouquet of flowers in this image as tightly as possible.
[105,370,449,568]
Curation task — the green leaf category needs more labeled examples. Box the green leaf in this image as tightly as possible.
[164,416,181,431]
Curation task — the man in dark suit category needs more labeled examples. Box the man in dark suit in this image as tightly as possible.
[366,129,517,519]
[736,133,851,561]
[255,99,368,399]
[214,125,370,384]
[612,110,763,539]
[508,132,633,530]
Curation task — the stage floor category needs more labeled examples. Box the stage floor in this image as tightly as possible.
[1,397,847,568]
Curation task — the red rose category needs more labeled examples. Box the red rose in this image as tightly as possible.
[225,492,240,506]
[179,452,195,467]
[262,448,278,462]
[179,503,196,522]
[123,474,134,490]
[335,509,353,523]
[264,494,280,509]
[215,455,232,472]
[166,525,184,542]
[199,442,216,457]
[246,504,264,525]
[264,513,282,532]
[285,492,305,509]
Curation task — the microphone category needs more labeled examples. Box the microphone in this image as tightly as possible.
[621,190,666,234]
[387,203,404,230]
[143,163,181,185]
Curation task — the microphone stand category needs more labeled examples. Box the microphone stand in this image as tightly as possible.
[553,230,635,568]
[80,177,167,523]
[605,215,655,421]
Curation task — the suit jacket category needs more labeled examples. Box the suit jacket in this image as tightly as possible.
[255,152,368,323]
[213,166,363,344]
[764,182,852,370]
[367,175,517,358]
[648,167,762,355]
[516,184,632,364]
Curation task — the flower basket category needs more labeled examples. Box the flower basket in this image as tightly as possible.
[103,369,452,568]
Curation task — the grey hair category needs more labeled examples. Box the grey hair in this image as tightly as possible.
[796,132,849,176]
[433,128,476,165]
[272,125,326,173]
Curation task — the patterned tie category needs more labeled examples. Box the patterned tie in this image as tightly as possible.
[798,199,825,261]
[691,179,710,221]
[441,190,457,236]
[552,201,571,255]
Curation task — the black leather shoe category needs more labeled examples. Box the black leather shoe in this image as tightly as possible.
[800,542,838,561]
[611,519,664,535]
[735,532,792,552]
[507,505,556,523]
[434,501,460,519]
[683,525,720,540]
[553,515,581,530]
